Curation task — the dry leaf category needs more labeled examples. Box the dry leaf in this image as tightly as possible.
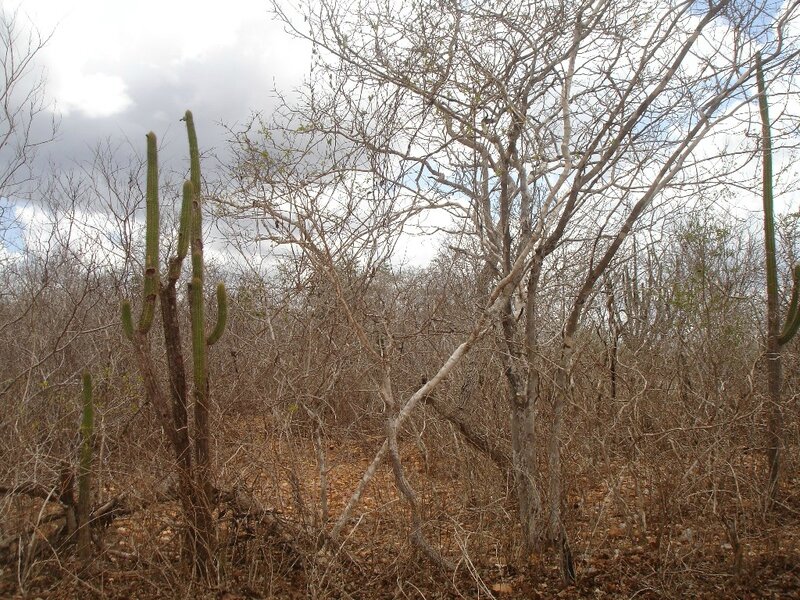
[492,582,513,594]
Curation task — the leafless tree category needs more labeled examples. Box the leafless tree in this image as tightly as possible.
[0,6,56,202]
[223,0,800,580]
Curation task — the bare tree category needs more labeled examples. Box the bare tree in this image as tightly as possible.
[0,6,55,202]
[226,0,800,581]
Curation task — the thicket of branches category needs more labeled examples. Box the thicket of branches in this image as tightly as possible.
[3,0,800,597]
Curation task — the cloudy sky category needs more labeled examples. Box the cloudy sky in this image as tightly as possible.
[8,0,310,169]
[1,0,446,267]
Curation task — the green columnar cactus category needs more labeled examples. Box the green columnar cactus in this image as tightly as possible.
[757,53,800,346]
[182,109,229,389]
[191,275,207,395]
[181,112,227,552]
[120,111,227,577]
[780,264,800,343]
[756,52,800,502]
[186,111,209,425]
[182,109,228,576]
[77,371,94,561]
[173,181,192,277]
[122,133,161,339]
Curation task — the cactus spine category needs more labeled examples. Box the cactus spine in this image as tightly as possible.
[77,371,93,562]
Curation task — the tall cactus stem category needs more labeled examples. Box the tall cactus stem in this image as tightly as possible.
[191,276,207,392]
[139,132,160,334]
[186,109,207,421]
[178,181,192,261]
[184,111,204,284]
[757,51,784,504]
[183,110,201,200]
[207,283,228,346]
[757,53,800,349]
[758,54,779,329]
[184,113,216,571]
[77,371,94,561]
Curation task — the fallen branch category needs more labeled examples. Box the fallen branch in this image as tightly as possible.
[0,493,130,558]
[331,321,492,541]
[0,483,59,502]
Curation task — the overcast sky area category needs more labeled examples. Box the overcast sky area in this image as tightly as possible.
[8,0,310,170]
[3,0,798,267]
[1,0,447,267]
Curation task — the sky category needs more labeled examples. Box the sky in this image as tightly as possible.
[6,0,311,169]
[0,0,448,268]
[3,0,799,269]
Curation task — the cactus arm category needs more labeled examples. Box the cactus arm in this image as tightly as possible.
[207,283,227,346]
[122,133,160,338]
[779,264,800,345]
[784,264,800,327]
[183,110,205,284]
[165,180,193,284]
[177,180,192,261]
[138,132,161,334]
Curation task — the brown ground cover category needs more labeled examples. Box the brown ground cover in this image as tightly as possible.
[2,417,799,599]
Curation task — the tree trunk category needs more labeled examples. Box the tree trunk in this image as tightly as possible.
[500,286,544,554]
[766,342,782,503]
[510,393,542,554]
[548,336,575,583]
[160,282,211,575]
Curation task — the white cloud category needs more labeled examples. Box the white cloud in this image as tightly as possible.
[57,72,133,118]
[7,0,309,122]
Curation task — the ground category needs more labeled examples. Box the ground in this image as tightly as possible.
[2,426,799,599]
